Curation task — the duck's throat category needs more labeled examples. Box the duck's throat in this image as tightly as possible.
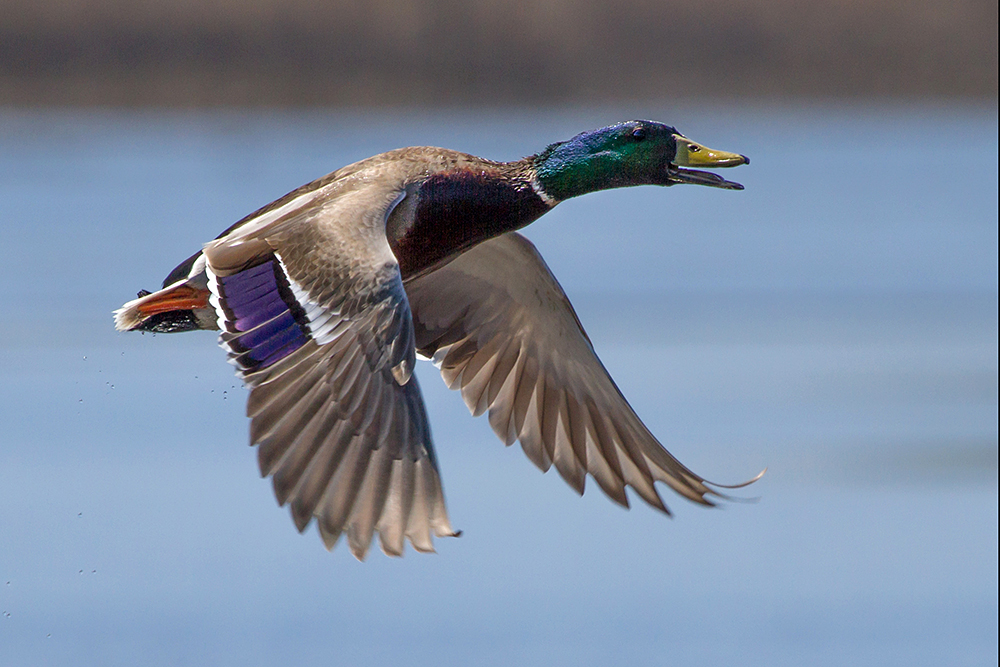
[533,149,631,202]
[388,168,553,280]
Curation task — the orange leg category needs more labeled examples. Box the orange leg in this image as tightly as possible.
[136,284,211,316]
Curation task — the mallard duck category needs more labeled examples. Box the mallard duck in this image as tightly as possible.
[115,120,756,560]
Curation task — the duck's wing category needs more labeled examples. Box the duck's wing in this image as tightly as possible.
[203,185,456,559]
[407,232,749,513]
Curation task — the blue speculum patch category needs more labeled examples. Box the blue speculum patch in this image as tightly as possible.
[218,260,310,371]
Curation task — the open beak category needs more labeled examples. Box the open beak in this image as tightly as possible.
[668,135,749,190]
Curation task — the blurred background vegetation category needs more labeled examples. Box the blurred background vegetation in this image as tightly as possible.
[2,0,996,107]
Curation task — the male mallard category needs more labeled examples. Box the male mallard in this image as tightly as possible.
[115,120,756,560]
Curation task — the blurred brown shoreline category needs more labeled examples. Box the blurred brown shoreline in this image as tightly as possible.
[2,0,996,107]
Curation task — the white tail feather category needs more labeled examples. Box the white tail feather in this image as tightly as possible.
[113,281,187,331]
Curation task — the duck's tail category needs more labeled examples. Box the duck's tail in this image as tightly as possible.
[114,281,217,333]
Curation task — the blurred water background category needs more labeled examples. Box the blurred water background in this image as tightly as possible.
[1,1,998,665]
[1,103,995,667]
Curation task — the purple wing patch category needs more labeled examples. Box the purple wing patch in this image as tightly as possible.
[216,259,310,373]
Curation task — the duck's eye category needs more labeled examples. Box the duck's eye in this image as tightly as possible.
[632,127,647,141]
[688,145,701,153]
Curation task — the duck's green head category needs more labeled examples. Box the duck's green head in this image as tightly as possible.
[533,120,748,202]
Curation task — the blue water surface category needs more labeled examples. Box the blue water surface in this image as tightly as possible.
[0,104,997,666]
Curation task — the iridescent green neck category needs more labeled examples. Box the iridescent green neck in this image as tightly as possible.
[532,140,635,202]
[530,121,674,200]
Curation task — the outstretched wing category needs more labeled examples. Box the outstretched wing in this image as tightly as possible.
[203,184,456,559]
[407,232,752,514]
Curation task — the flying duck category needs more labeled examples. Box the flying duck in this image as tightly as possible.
[115,120,756,560]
